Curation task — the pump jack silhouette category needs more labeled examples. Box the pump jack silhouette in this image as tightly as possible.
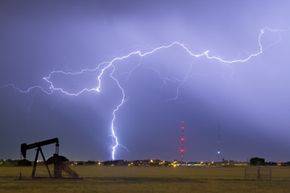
[20,138,79,178]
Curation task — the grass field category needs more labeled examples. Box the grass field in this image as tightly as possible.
[1,166,290,193]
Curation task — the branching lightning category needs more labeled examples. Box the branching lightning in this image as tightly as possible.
[0,27,285,160]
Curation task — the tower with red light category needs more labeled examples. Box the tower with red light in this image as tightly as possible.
[179,121,186,161]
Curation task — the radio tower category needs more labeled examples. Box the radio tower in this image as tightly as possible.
[217,124,223,162]
[179,121,186,162]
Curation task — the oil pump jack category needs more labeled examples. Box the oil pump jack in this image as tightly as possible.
[21,138,79,178]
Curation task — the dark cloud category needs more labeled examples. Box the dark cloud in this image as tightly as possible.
[0,0,290,161]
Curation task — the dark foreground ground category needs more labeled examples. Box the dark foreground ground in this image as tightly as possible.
[1,166,290,193]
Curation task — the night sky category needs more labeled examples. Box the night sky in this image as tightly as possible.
[0,0,290,162]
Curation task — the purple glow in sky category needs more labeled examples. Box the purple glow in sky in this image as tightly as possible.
[0,0,290,161]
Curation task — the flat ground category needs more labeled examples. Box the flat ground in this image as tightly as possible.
[1,166,290,193]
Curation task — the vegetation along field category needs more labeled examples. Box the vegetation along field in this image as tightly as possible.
[1,166,290,193]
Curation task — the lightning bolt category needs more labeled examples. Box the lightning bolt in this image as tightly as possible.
[0,27,286,160]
